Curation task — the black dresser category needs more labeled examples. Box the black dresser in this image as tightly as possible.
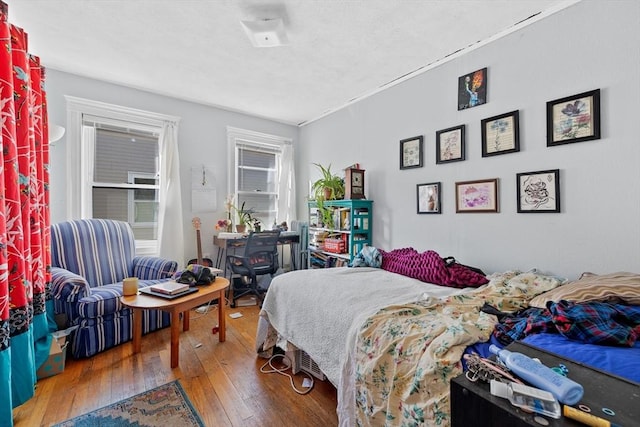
[450,341,640,427]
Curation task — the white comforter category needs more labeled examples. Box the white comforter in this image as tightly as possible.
[256,267,469,425]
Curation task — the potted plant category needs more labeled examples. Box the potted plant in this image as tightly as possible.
[310,163,345,201]
[310,163,344,229]
[233,201,255,233]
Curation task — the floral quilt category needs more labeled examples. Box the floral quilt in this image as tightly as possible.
[353,270,564,427]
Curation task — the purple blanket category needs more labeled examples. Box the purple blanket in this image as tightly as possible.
[380,247,488,288]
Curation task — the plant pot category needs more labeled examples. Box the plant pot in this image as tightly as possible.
[236,224,246,233]
[323,187,333,200]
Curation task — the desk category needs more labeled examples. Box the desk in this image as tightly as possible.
[120,278,229,368]
[213,231,301,275]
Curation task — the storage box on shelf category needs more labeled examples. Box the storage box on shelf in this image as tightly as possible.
[307,199,373,268]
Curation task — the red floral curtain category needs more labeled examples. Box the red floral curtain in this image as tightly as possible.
[1,1,51,424]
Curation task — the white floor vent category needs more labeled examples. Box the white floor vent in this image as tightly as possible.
[286,349,326,381]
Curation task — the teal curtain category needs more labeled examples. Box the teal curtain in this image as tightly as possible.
[0,2,52,425]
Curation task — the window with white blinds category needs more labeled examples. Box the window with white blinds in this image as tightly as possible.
[228,127,293,229]
[66,96,180,256]
[84,120,161,242]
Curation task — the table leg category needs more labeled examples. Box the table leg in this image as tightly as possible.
[290,243,296,270]
[170,310,180,368]
[131,308,142,354]
[183,309,190,331]
[215,244,224,269]
[218,289,226,342]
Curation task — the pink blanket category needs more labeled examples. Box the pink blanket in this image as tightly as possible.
[380,247,488,288]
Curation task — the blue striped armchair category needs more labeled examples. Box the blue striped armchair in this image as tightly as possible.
[50,219,178,358]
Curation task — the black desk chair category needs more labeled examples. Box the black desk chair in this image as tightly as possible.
[226,230,281,307]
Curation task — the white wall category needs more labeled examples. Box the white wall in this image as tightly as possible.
[45,70,298,263]
[298,0,640,279]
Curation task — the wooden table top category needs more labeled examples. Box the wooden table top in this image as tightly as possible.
[120,277,229,310]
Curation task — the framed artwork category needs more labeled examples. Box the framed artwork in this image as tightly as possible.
[546,89,601,146]
[457,67,487,110]
[481,110,520,157]
[455,178,499,213]
[516,169,560,213]
[417,182,441,214]
[400,136,423,169]
[436,125,465,164]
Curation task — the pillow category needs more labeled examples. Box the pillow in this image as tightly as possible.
[529,272,640,308]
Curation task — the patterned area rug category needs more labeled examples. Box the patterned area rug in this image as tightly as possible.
[53,380,204,427]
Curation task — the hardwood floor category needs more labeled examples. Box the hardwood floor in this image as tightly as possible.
[12,303,338,426]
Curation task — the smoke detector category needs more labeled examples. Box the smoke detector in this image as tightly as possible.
[240,18,289,47]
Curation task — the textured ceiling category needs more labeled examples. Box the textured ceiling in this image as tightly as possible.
[9,0,577,126]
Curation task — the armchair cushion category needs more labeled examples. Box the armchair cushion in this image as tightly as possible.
[76,279,168,319]
[133,256,178,280]
[50,267,91,301]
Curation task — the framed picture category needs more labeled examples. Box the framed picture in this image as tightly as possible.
[516,169,560,213]
[455,178,499,213]
[400,136,423,169]
[481,110,520,157]
[458,67,487,110]
[546,89,601,146]
[417,182,441,214]
[436,125,465,164]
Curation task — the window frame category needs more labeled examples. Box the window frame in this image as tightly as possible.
[126,172,159,228]
[66,96,179,255]
[227,127,292,228]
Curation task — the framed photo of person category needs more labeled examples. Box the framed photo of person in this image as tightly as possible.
[417,182,441,214]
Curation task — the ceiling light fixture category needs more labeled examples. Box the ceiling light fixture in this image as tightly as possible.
[240,18,289,47]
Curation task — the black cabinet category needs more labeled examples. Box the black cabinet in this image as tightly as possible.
[450,341,639,427]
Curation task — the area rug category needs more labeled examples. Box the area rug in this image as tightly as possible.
[53,380,204,427]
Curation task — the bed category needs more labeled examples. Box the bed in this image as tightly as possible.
[256,262,640,426]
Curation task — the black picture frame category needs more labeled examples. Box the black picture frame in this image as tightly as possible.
[400,136,423,169]
[481,110,520,157]
[516,169,561,213]
[436,125,465,164]
[457,67,487,110]
[546,89,601,146]
[417,182,441,214]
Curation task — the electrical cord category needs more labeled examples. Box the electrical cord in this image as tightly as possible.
[259,353,315,395]
[190,296,232,319]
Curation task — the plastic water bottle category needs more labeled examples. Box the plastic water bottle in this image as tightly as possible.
[489,345,584,405]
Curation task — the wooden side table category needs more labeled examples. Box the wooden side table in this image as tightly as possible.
[120,277,229,368]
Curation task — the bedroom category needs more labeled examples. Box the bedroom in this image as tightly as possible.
[5,0,640,426]
[15,0,640,278]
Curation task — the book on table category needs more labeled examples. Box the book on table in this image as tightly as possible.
[149,281,191,295]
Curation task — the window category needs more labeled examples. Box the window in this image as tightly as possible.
[66,96,181,256]
[227,127,295,229]
[127,172,159,228]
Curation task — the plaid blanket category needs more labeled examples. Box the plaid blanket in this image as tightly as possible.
[492,301,640,346]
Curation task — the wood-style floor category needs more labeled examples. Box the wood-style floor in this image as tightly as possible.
[12,302,338,426]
